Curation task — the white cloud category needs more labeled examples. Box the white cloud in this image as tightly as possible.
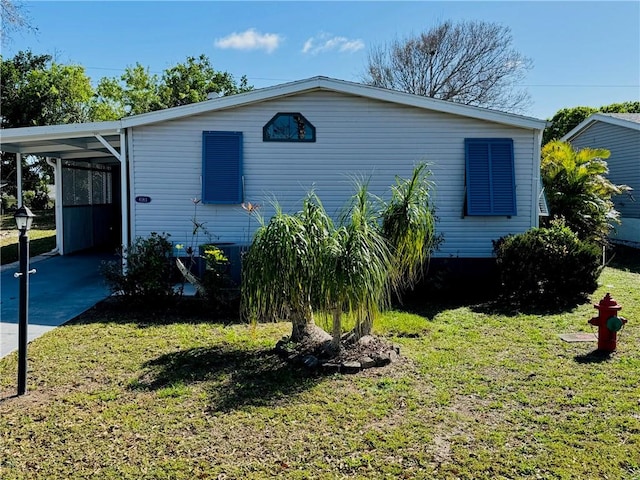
[302,33,364,55]
[215,29,282,53]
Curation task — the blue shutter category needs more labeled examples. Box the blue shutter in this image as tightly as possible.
[465,138,516,216]
[202,131,243,204]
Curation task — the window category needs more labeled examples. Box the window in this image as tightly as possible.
[263,112,316,142]
[62,161,113,206]
[464,138,517,216]
[202,131,243,204]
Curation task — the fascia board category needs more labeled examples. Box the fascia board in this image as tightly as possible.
[0,77,548,138]
[562,113,640,141]
[120,78,327,128]
[0,121,121,144]
[317,78,548,131]
[121,76,547,131]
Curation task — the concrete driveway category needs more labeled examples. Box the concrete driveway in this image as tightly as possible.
[0,252,114,358]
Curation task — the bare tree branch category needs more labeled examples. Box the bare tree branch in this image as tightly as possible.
[362,20,533,113]
[1,0,37,47]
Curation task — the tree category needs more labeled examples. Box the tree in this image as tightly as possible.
[1,0,37,46]
[93,54,252,119]
[543,102,640,145]
[541,140,631,244]
[93,63,162,119]
[1,51,51,128]
[242,165,439,354]
[159,54,251,107]
[348,164,439,339]
[241,196,333,346]
[381,163,439,294]
[1,51,94,202]
[325,183,392,350]
[362,20,532,113]
[1,52,94,127]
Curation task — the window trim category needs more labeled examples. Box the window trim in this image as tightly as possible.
[263,112,316,142]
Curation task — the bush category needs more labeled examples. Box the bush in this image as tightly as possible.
[101,232,177,304]
[493,220,602,305]
[1,194,17,212]
[21,190,50,210]
[200,245,237,312]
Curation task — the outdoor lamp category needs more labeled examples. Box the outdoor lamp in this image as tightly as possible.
[13,204,36,396]
[14,205,35,232]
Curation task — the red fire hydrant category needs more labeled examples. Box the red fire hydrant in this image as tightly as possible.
[589,293,627,352]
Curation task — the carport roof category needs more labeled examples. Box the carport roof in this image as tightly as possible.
[0,121,122,161]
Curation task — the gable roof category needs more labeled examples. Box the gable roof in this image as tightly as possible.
[562,112,640,141]
[118,76,547,130]
[0,76,546,160]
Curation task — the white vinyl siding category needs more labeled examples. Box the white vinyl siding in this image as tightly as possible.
[569,121,640,219]
[129,90,536,258]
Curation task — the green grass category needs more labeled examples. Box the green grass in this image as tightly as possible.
[1,210,56,265]
[1,265,639,479]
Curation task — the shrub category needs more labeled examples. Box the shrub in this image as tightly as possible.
[101,232,177,304]
[200,245,237,311]
[22,189,51,210]
[1,194,17,212]
[493,220,602,305]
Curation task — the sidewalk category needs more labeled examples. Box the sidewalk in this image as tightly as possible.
[0,252,113,358]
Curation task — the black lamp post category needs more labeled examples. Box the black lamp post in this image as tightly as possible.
[14,205,36,396]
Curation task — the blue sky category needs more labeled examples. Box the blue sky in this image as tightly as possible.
[4,1,639,119]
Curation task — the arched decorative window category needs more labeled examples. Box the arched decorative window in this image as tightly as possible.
[263,112,316,142]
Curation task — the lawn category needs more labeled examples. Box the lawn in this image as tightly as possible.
[0,265,638,479]
[1,210,56,265]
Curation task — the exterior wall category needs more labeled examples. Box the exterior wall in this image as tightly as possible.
[610,218,640,247]
[129,90,537,258]
[569,121,640,219]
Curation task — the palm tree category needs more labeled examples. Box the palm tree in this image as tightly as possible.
[346,164,439,340]
[382,163,439,294]
[242,165,439,351]
[541,141,630,244]
[324,183,392,349]
[241,195,332,344]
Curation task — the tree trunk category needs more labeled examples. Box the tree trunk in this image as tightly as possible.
[288,301,331,346]
[348,312,374,342]
[332,308,342,352]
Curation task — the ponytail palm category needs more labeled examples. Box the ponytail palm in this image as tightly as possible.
[241,197,332,343]
[325,184,392,348]
[242,164,439,351]
[382,163,438,293]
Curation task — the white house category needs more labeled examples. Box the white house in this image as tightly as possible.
[562,113,640,247]
[0,77,547,265]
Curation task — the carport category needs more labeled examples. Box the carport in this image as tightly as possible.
[1,122,129,255]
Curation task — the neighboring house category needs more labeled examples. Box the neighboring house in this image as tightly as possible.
[0,77,547,266]
[562,113,640,247]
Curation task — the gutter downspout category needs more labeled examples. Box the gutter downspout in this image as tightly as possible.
[120,129,129,272]
[532,128,544,229]
[16,153,22,207]
[45,157,63,255]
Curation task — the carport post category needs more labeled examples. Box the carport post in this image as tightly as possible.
[120,129,129,271]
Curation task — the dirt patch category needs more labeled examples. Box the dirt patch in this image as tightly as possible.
[275,334,401,374]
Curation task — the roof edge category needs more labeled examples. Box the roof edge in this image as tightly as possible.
[1,76,548,140]
[562,113,640,141]
[0,121,121,143]
[120,76,547,131]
